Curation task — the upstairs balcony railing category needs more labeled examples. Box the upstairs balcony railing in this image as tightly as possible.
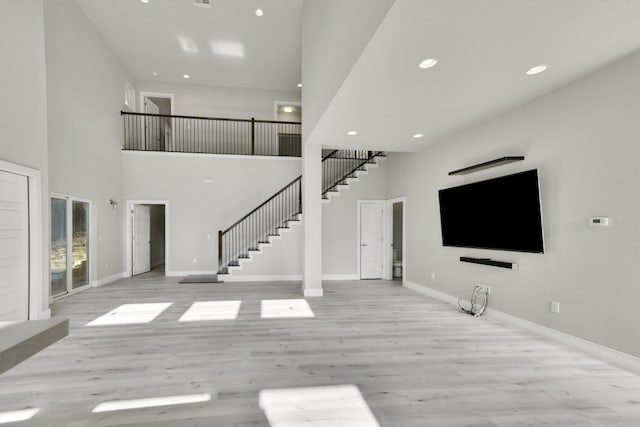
[121,111,302,157]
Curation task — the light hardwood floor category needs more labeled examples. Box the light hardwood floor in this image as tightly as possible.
[1,275,639,426]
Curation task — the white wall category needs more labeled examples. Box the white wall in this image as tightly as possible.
[135,80,300,121]
[301,0,395,142]
[323,161,388,276]
[386,51,640,358]
[44,0,130,283]
[0,0,50,311]
[122,153,302,274]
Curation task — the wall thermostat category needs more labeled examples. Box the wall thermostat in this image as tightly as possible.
[589,217,609,227]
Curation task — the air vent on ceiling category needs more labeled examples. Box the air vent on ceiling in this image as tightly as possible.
[194,0,212,8]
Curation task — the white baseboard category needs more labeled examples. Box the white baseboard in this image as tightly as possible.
[404,280,459,306]
[218,274,360,282]
[403,280,640,375]
[92,272,126,288]
[223,274,302,282]
[303,288,324,297]
[322,274,359,281]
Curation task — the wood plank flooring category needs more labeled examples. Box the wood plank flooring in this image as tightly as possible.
[1,274,639,426]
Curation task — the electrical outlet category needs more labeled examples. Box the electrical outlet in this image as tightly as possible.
[477,285,491,295]
[192,258,198,264]
[550,300,560,314]
[431,272,436,280]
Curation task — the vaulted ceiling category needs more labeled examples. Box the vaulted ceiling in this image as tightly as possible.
[75,0,302,91]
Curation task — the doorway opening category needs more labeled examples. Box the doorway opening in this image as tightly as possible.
[391,202,404,280]
[127,202,167,277]
[385,197,406,282]
[274,101,302,157]
[139,91,174,151]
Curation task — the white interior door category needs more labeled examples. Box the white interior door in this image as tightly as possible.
[132,205,151,276]
[0,170,29,321]
[144,97,160,150]
[360,202,384,279]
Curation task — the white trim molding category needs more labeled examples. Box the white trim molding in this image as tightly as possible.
[125,200,170,278]
[404,280,640,375]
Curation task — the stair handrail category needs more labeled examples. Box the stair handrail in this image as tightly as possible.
[120,110,301,125]
[322,151,384,196]
[221,175,302,235]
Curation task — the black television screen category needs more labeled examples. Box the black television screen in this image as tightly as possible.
[438,169,544,253]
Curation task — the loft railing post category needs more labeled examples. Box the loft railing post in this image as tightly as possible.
[218,230,223,269]
[298,178,302,214]
[251,117,256,155]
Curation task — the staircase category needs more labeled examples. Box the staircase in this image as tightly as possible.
[217,150,386,279]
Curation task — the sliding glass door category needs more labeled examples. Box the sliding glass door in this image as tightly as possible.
[50,196,91,298]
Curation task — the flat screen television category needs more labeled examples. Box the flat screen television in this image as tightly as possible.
[438,169,544,253]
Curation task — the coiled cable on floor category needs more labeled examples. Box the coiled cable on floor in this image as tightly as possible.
[458,285,489,317]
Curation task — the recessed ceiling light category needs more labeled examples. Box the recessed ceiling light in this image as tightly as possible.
[183,74,190,79]
[526,64,548,75]
[152,71,158,76]
[412,133,424,139]
[204,177,213,183]
[297,83,302,88]
[418,58,438,69]
[255,9,264,16]
[283,106,294,113]
[140,0,149,3]
[347,130,358,136]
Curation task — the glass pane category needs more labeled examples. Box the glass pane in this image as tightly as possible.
[72,201,89,289]
[50,198,67,296]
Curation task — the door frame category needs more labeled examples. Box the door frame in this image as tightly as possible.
[49,193,94,300]
[273,100,302,121]
[384,196,407,283]
[125,200,169,277]
[139,92,175,151]
[357,200,386,280]
[0,159,46,320]
[139,91,175,115]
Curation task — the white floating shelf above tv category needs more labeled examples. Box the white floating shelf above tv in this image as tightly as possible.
[449,156,525,175]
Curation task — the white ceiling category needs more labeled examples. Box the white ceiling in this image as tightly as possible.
[306,0,640,151]
[75,0,302,91]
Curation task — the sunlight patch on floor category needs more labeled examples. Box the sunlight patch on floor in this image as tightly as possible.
[259,385,379,427]
[85,303,172,326]
[178,301,242,321]
[92,393,211,413]
[260,299,315,319]
[0,408,40,424]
